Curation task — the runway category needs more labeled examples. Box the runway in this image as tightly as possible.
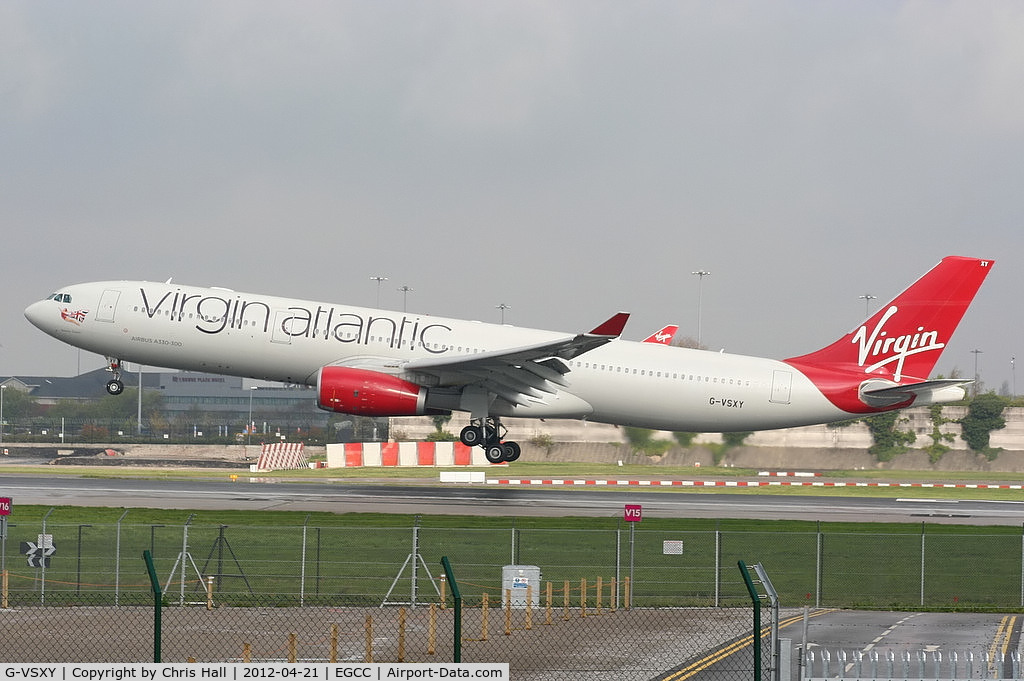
[4,473,1024,524]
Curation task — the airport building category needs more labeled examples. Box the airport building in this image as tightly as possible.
[0,369,386,442]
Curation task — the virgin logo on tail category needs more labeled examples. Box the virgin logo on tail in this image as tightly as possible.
[785,256,994,414]
[853,305,944,381]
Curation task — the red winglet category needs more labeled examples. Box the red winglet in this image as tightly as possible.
[589,312,630,337]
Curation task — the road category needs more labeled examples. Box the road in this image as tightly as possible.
[661,610,1021,680]
[4,473,1024,524]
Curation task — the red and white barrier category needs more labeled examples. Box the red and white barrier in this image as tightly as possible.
[484,478,1024,489]
[326,441,495,468]
[253,442,307,471]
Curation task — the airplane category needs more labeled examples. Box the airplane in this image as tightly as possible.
[24,256,993,464]
[642,325,679,345]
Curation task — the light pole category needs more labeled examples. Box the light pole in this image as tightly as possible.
[0,384,5,445]
[859,294,877,317]
[398,285,414,312]
[496,303,510,324]
[136,363,144,436]
[370,276,388,307]
[247,386,258,446]
[971,349,983,397]
[1013,356,1016,398]
[691,270,711,347]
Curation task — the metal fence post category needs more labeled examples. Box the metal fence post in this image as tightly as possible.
[920,522,926,607]
[629,521,635,602]
[300,515,309,607]
[142,550,162,662]
[440,556,462,663]
[714,529,721,607]
[40,508,54,605]
[615,526,621,610]
[738,560,761,681]
[115,509,129,606]
[815,521,822,608]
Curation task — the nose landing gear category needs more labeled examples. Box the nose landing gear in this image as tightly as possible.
[105,357,125,395]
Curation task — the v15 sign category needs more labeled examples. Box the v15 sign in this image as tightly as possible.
[624,504,642,522]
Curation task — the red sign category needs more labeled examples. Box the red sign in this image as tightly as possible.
[624,504,642,522]
[0,497,11,516]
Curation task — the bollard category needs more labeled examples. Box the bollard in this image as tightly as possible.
[562,580,570,621]
[364,615,373,663]
[427,603,436,655]
[610,578,617,612]
[398,608,406,662]
[330,624,338,663]
[580,578,587,618]
[544,582,553,626]
[481,593,489,641]
[288,633,297,663]
[504,589,512,636]
[2,570,8,610]
[205,576,214,611]
[439,575,447,610]
[624,577,631,610]
[596,576,603,614]
[242,643,251,663]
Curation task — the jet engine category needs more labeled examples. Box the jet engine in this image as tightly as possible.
[316,366,435,416]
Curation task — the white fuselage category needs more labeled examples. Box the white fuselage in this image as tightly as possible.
[25,280,844,432]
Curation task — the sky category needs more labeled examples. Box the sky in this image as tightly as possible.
[2,1,1023,394]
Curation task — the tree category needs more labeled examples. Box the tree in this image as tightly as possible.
[0,388,41,420]
[862,412,916,462]
[960,393,1008,459]
[623,427,673,456]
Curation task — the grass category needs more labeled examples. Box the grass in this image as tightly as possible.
[3,459,1024,611]
[4,504,1024,611]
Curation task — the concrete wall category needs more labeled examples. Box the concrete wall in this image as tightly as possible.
[391,407,1024,452]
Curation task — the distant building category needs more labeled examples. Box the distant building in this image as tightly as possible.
[1,368,340,440]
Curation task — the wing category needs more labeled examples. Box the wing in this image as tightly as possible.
[401,312,629,408]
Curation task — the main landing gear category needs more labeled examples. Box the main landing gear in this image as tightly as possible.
[459,417,521,464]
[105,357,125,396]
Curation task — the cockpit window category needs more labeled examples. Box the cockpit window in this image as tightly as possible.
[46,293,72,303]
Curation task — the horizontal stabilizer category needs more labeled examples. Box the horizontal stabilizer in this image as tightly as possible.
[859,378,971,408]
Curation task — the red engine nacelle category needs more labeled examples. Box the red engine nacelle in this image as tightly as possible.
[316,366,430,416]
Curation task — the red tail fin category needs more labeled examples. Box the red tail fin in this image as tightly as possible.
[643,325,679,345]
[786,256,994,383]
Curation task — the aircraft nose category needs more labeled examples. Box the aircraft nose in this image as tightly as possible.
[24,299,52,330]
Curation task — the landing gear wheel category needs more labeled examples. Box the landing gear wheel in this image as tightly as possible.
[502,441,521,462]
[460,426,484,447]
[484,444,506,464]
[106,379,124,396]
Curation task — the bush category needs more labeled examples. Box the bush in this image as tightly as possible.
[623,427,673,456]
[863,412,916,462]
[960,393,1008,459]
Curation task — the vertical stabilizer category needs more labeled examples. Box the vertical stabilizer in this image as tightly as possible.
[784,256,994,412]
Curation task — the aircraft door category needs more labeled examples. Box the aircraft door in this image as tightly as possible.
[96,290,120,323]
[770,370,792,404]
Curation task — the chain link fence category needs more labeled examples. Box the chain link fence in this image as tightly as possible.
[3,516,1018,676]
